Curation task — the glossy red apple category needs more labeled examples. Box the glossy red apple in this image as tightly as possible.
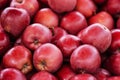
[48,0,77,13]
[69,73,97,80]
[0,7,30,38]
[3,45,33,74]
[22,23,52,51]
[51,27,68,44]
[70,44,101,73]
[88,11,114,30]
[61,11,87,35]
[34,8,59,28]
[10,0,40,17]
[31,71,57,80]
[107,76,120,80]
[56,64,76,80]
[33,43,63,73]
[56,34,80,59]
[76,0,97,18]
[117,18,120,29]
[0,68,26,80]
[77,23,112,53]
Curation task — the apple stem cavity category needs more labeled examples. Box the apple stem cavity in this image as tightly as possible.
[39,60,47,70]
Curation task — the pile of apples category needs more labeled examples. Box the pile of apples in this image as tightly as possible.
[0,0,120,80]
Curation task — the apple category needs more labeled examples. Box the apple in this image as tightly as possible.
[22,23,52,51]
[93,68,111,80]
[31,71,57,80]
[0,7,30,38]
[77,23,112,53]
[2,45,33,74]
[70,44,101,73]
[69,73,97,80]
[10,0,40,17]
[104,52,120,75]
[48,0,77,13]
[117,18,120,29]
[56,64,76,80]
[51,27,68,44]
[88,11,114,30]
[34,8,59,28]
[33,43,63,73]
[56,34,80,59]
[0,68,26,80]
[107,76,120,80]
[76,0,97,18]
[61,11,87,35]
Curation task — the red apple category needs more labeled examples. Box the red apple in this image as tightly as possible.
[31,71,57,80]
[33,43,63,73]
[56,64,76,80]
[61,11,87,35]
[0,68,26,80]
[0,7,30,38]
[22,23,52,51]
[48,0,77,13]
[10,0,40,17]
[56,34,80,59]
[70,44,101,73]
[93,68,111,80]
[88,11,114,30]
[3,45,33,74]
[76,0,97,18]
[117,18,120,29]
[51,27,68,44]
[34,8,59,28]
[107,76,120,80]
[77,23,112,53]
[69,73,97,80]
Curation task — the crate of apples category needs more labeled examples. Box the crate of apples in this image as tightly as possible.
[0,0,120,80]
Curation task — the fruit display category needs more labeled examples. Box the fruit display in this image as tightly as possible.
[0,0,120,80]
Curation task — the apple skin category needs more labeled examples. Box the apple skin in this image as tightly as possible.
[33,43,63,73]
[0,68,26,80]
[56,34,80,59]
[22,23,52,51]
[56,64,76,80]
[88,11,114,30]
[107,76,120,80]
[0,7,30,38]
[31,71,57,80]
[34,8,59,28]
[2,45,33,74]
[70,44,101,74]
[117,18,120,29]
[10,0,40,17]
[61,11,87,35]
[69,73,97,80]
[77,23,112,53]
[76,0,97,18]
[48,0,77,13]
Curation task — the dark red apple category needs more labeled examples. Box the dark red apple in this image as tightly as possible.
[77,23,112,53]
[117,18,120,29]
[51,27,68,44]
[56,64,76,80]
[22,23,52,51]
[31,71,57,80]
[107,76,120,80]
[0,7,30,38]
[33,43,63,73]
[61,11,87,35]
[104,52,120,75]
[10,0,40,17]
[88,11,114,30]
[48,0,77,13]
[56,34,80,59]
[3,45,33,74]
[0,68,26,80]
[76,0,97,18]
[69,73,97,80]
[70,44,101,73]
[34,8,59,28]
[93,68,111,80]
